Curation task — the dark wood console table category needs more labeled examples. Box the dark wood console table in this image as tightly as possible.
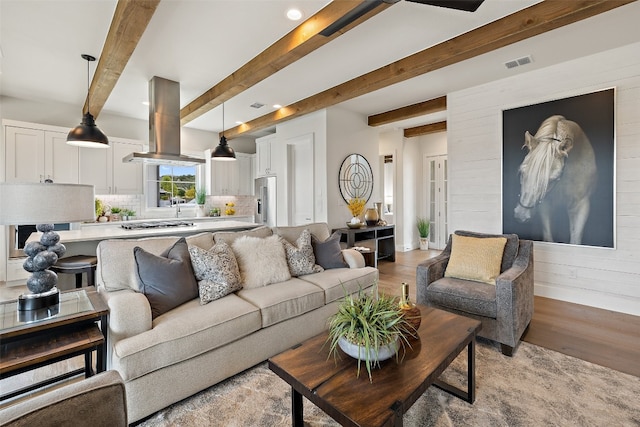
[333,224,395,267]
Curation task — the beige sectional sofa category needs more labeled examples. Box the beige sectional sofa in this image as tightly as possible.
[95,223,378,422]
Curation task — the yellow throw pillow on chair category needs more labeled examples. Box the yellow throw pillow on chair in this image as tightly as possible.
[444,234,507,285]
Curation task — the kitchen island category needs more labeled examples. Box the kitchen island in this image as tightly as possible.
[16,219,258,290]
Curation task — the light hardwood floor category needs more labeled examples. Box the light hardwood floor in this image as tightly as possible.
[377,250,640,378]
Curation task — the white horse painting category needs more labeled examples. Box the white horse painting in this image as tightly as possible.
[514,115,597,245]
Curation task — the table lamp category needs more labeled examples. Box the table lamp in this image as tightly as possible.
[0,182,95,311]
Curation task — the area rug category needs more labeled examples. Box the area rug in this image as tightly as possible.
[137,339,640,426]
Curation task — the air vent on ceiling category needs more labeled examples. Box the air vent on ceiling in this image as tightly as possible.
[250,102,265,109]
[505,55,533,70]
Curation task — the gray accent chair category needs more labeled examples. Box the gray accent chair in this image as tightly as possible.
[416,230,534,356]
[0,370,127,427]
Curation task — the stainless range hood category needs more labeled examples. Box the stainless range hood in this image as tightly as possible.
[123,76,205,165]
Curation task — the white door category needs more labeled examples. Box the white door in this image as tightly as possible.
[425,155,448,249]
[287,134,314,225]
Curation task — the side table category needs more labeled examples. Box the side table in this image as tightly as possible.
[0,287,108,401]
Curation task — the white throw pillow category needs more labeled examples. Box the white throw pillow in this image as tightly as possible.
[232,235,291,288]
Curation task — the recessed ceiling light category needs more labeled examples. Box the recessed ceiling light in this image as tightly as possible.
[273,104,282,109]
[235,121,244,125]
[286,8,303,21]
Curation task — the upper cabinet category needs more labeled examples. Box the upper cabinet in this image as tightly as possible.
[3,120,143,195]
[79,138,144,195]
[205,150,255,196]
[5,125,79,184]
[255,134,276,177]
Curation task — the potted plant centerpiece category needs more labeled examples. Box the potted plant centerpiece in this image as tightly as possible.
[417,217,430,250]
[326,287,414,381]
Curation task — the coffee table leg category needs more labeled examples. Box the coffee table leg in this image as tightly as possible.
[433,337,476,404]
[292,387,303,426]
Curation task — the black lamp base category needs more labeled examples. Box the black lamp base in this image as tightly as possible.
[17,287,60,311]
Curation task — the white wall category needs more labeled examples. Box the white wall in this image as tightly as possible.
[327,107,379,230]
[447,42,640,316]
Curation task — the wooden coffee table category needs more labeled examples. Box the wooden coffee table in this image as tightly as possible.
[268,306,482,427]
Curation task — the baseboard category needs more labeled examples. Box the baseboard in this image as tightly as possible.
[534,283,640,317]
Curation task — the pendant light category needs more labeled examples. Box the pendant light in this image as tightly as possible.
[67,54,109,148]
[212,102,236,161]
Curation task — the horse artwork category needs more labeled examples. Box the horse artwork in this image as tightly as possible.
[513,115,597,245]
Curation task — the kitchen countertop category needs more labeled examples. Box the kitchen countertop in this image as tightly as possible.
[27,220,258,244]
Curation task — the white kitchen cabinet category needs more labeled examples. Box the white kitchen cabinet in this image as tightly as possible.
[205,151,254,196]
[79,138,143,195]
[5,125,79,184]
[255,134,276,177]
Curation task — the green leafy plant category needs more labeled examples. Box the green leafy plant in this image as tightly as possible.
[416,217,430,238]
[124,209,136,217]
[110,207,121,214]
[326,286,412,381]
[196,188,207,205]
[95,198,105,218]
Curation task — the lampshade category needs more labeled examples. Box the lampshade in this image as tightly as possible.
[67,112,110,148]
[67,54,109,148]
[212,135,236,161]
[0,183,96,225]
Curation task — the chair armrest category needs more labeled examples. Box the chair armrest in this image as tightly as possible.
[495,240,535,341]
[416,253,450,304]
[342,248,365,268]
[0,371,127,426]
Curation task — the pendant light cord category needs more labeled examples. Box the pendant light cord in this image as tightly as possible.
[221,103,225,138]
[86,57,90,113]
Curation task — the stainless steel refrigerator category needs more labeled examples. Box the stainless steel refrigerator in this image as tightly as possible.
[255,176,277,227]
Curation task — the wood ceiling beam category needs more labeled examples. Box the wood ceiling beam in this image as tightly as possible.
[179,0,393,126]
[84,0,160,118]
[404,121,447,138]
[225,0,634,139]
[368,97,447,127]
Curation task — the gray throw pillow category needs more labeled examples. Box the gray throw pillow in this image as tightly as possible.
[281,229,324,276]
[311,232,348,269]
[189,242,242,304]
[134,237,198,319]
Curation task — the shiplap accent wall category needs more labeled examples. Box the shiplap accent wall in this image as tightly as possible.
[447,42,640,316]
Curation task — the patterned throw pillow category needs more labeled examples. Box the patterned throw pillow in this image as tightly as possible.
[281,229,324,277]
[188,242,242,304]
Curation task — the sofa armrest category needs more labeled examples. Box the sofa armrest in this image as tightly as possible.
[341,248,365,268]
[99,288,152,345]
[416,253,450,304]
[0,371,127,426]
[495,240,534,343]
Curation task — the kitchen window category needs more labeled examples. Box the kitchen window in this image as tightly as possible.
[145,164,198,209]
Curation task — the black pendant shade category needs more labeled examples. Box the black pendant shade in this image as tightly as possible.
[67,54,109,148]
[212,103,236,161]
[212,136,236,161]
[67,112,109,148]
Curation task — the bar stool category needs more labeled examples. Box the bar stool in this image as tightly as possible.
[50,255,98,289]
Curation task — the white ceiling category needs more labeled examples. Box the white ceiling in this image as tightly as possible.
[1,0,639,137]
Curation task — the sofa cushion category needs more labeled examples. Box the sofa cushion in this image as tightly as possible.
[311,232,348,269]
[236,278,325,327]
[281,229,324,276]
[232,235,291,288]
[273,222,331,244]
[188,242,242,304]
[299,266,378,304]
[97,233,213,292]
[111,294,261,381]
[444,234,507,285]
[213,225,272,246]
[134,238,199,319]
[426,277,497,318]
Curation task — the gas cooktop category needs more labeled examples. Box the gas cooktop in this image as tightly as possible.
[120,220,195,230]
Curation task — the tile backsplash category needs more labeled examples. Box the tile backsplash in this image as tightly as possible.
[95,194,256,219]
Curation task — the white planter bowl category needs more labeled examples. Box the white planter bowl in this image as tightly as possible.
[338,336,398,363]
